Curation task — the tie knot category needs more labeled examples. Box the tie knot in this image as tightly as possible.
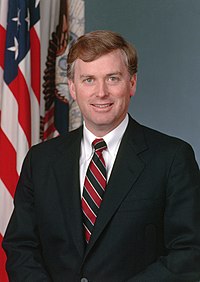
[92,138,107,153]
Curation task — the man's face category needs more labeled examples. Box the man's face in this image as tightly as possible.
[68,49,137,136]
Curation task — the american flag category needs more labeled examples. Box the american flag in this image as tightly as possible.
[0,0,41,280]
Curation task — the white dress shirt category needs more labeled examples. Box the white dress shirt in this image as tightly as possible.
[79,114,129,195]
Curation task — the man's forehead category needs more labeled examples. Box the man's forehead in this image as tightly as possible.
[74,51,127,74]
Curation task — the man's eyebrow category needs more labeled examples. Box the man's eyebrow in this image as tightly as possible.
[106,72,122,76]
[80,74,95,79]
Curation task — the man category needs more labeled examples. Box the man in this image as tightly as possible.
[3,30,200,281]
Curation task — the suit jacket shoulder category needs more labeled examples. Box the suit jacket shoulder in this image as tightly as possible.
[126,116,198,168]
[27,126,83,163]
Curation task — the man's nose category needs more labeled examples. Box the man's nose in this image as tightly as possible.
[96,81,108,97]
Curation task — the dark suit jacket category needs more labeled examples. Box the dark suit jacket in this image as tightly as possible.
[3,117,200,282]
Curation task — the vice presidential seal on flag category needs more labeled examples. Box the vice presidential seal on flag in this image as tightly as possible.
[41,0,85,140]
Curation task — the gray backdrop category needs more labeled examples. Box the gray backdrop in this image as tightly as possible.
[85,0,200,165]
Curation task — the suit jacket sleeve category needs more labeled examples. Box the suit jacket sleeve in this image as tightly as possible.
[2,148,52,282]
[126,142,200,281]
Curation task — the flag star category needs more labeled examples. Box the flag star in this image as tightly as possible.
[25,8,30,30]
[12,9,21,27]
[35,0,40,8]
[7,37,19,60]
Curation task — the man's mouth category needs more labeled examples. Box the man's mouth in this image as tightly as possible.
[92,103,112,108]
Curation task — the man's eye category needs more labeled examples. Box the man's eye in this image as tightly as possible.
[83,78,94,83]
[109,76,119,82]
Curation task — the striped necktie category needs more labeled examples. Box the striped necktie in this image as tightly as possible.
[82,138,107,243]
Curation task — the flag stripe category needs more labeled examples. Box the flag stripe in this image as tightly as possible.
[9,70,31,146]
[44,106,55,123]
[0,85,29,175]
[0,179,14,236]
[0,128,18,198]
[30,26,40,104]
[43,123,57,140]
[0,26,6,69]
[0,233,9,282]
[30,87,40,145]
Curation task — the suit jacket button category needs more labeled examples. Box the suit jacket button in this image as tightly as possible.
[81,278,88,282]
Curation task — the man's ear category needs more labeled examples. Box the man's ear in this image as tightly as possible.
[68,79,76,100]
[130,73,137,97]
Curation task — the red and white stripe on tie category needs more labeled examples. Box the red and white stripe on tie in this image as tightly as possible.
[82,138,107,243]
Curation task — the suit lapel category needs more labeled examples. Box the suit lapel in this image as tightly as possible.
[84,118,148,258]
[52,128,85,257]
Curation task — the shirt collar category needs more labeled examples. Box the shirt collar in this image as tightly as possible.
[82,114,129,160]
